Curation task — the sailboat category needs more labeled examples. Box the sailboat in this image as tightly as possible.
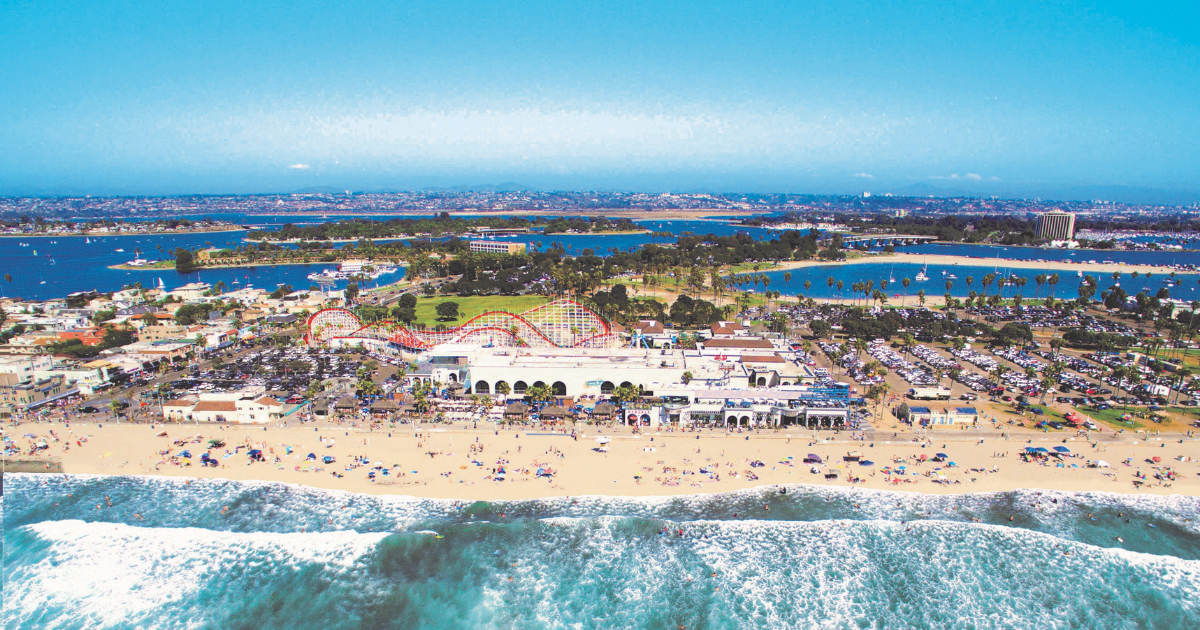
[915,258,929,281]
[85,237,91,244]
[49,258,56,265]
[157,277,165,289]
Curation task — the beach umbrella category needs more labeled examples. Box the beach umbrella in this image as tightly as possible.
[860,460,874,466]
[1152,456,1162,463]
[178,450,191,458]
[1053,446,1071,453]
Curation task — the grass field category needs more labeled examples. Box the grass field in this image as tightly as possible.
[412,295,550,326]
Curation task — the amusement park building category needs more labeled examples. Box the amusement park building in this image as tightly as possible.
[405,344,820,398]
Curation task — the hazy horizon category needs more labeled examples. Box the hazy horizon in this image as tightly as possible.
[3,1,1198,204]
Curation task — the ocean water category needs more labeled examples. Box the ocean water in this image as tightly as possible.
[754,262,1200,301]
[4,474,1199,629]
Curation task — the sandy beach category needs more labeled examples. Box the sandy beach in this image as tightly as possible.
[8,421,1197,500]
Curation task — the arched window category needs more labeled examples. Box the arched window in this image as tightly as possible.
[514,381,528,395]
[601,381,615,395]
[533,380,547,390]
[495,381,510,395]
[552,381,567,396]
[475,381,490,395]
[619,381,633,389]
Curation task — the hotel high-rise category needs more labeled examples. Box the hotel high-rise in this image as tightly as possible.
[1036,211,1075,241]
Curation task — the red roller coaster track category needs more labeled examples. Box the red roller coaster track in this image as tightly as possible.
[305,299,619,350]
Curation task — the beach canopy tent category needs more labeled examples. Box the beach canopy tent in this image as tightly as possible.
[505,402,530,419]
[334,396,359,411]
[591,402,616,418]
[1054,446,1071,453]
[804,454,822,463]
[370,398,399,413]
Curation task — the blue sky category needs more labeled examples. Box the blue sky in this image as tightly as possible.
[2,1,1198,200]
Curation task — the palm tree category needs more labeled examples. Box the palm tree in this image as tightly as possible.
[901,277,911,306]
[525,383,553,404]
[989,364,1009,400]
[917,289,926,307]
[1174,367,1194,404]
[982,273,995,298]
[827,276,835,294]
[1048,273,1060,298]
[784,271,792,284]
[836,279,844,298]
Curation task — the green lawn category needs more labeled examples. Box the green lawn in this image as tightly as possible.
[1016,403,1149,431]
[412,295,550,326]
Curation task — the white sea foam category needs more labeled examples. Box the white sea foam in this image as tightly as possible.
[478,516,1200,629]
[4,520,390,630]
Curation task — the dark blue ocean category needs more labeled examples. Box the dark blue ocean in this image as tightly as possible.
[3,474,1198,629]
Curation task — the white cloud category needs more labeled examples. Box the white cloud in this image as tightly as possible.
[930,173,993,181]
[288,163,310,170]
[854,172,874,179]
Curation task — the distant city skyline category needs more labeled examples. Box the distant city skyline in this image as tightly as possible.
[2,1,1198,203]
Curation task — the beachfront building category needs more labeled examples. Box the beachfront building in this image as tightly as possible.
[0,373,76,409]
[415,345,727,396]
[32,364,114,396]
[908,406,979,426]
[162,388,284,424]
[468,240,527,254]
[403,341,827,399]
[652,387,852,429]
[1035,211,1076,241]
